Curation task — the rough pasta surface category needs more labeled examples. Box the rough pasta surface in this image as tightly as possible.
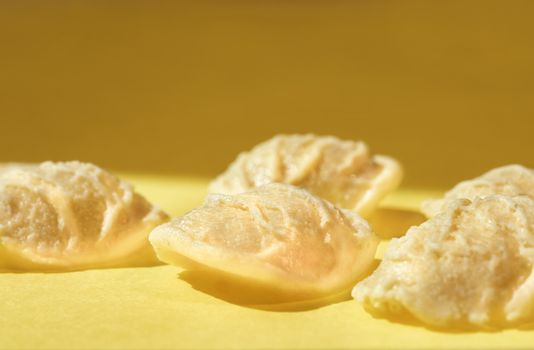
[353,195,534,328]
[422,165,534,217]
[209,134,402,217]
[150,183,379,295]
[0,161,169,270]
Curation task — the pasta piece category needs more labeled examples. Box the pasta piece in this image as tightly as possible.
[422,165,534,217]
[209,134,402,217]
[354,195,534,328]
[150,183,379,296]
[0,161,169,270]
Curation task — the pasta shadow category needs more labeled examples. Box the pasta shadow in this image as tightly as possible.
[178,259,380,312]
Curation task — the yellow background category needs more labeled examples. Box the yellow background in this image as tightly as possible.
[1,0,534,189]
[2,2,534,349]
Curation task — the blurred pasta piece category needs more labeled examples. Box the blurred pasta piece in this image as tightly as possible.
[422,164,534,217]
[209,134,402,217]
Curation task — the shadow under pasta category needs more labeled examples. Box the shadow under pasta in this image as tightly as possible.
[178,258,380,312]
[368,207,426,239]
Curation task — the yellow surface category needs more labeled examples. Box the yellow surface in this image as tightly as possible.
[2,2,534,346]
[2,175,533,350]
[1,1,534,189]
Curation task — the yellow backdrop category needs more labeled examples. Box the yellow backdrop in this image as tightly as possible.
[1,0,533,188]
[2,3,534,349]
